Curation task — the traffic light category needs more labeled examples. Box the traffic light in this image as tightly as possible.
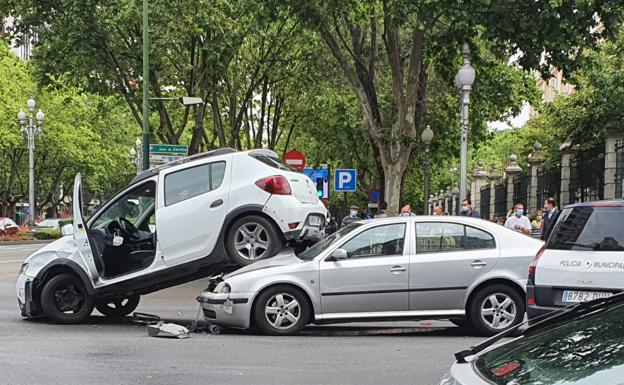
[316,177,324,198]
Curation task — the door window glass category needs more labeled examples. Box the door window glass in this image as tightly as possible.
[92,182,156,229]
[416,223,496,252]
[465,226,496,249]
[340,224,406,258]
[164,161,226,206]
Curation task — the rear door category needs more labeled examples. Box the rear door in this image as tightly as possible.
[409,221,499,311]
[156,159,231,266]
[536,205,624,305]
[72,173,99,281]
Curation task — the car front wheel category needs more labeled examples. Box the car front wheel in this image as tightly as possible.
[253,285,310,336]
[226,215,282,266]
[95,295,141,318]
[469,284,525,336]
[40,273,94,324]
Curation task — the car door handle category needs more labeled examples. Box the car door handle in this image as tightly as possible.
[210,199,223,208]
[470,260,487,268]
[390,266,407,274]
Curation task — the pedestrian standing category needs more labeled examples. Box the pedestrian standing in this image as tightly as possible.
[459,199,480,218]
[504,203,532,235]
[400,204,416,217]
[433,206,448,216]
[375,201,388,218]
[541,197,558,240]
[341,205,360,228]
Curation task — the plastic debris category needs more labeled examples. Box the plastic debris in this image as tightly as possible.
[146,321,190,339]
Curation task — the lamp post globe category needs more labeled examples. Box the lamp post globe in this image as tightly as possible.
[17,109,26,123]
[36,110,45,123]
[27,98,36,111]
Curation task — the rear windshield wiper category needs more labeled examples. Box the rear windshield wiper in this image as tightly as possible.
[563,241,599,250]
[454,292,624,364]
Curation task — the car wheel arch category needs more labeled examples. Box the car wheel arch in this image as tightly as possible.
[222,206,286,245]
[34,260,95,305]
[249,282,316,327]
[464,278,525,313]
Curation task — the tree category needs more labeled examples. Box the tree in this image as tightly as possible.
[276,0,623,213]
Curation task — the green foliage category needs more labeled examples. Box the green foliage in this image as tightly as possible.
[33,228,62,240]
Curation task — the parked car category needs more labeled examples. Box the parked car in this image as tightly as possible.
[16,148,327,324]
[0,217,20,235]
[527,199,624,319]
[198,216,543,336]
[34,218,61,232]
[440,293,624,385]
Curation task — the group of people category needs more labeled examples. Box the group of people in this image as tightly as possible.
[325,197,559,240]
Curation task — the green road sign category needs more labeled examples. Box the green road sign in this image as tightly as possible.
[149,144,188,155]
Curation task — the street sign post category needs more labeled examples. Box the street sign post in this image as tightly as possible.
[149,144,188,168]
[334,169,357,192]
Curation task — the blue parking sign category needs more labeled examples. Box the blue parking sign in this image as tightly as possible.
[334,169,357,192]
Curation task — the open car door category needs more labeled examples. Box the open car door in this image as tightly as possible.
[72,173,99,282]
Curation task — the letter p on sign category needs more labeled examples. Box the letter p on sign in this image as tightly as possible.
[334,169,357,192]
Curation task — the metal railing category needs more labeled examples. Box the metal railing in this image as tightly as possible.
[494,183,508,219]
[537,166,561,208]
[569,147,605,204]
[616,139,624,199]
[480,185,490,219]
[513,172,530,210]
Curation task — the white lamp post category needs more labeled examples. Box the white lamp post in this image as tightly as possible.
[18,99,44,227]
[129,138,143,175]
[421,125,434,214]
[455,43,476,203]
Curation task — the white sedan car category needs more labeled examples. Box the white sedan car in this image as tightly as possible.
[16,148,327,324]
[198,216,543,336]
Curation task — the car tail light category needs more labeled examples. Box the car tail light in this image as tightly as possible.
[528,245,546,275]
[527,297,535,305]
[490,361,522,378]
[288,222,299,230]
[255,175,291,195]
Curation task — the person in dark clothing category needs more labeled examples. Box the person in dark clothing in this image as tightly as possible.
[375,201,388,218]
[324,217,338,236]
[341,205,360,228]
[541,197,558,240]
[459,198,480,218]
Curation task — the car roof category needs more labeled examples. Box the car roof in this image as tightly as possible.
[563,199,624,209]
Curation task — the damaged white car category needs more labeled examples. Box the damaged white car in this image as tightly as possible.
[16,148,327,324]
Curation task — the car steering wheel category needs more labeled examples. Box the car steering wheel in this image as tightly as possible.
[118,217,141,240]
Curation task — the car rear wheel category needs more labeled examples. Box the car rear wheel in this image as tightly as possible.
[469,284,525,336]
[253,285,310,336]
[95,295,141,318]
[226,215,282,266]
[40,273,94,324]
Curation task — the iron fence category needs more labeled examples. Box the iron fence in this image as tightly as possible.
[480,185,490,219]
[569,147,605,204]
[616,139,624,199]
[494,182,508,220]
[537,166,561,208]
[512,172,530,211]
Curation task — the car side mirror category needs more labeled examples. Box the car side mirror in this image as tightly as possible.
[61,224,74,237]
[328,248,349,261]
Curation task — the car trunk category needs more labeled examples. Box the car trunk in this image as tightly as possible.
[536,249,624,289]
[284,171,319,204]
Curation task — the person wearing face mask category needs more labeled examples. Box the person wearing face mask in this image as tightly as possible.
[504,203,532,235]
[433,206,448,216]
[459,199,480,218]
[400,204,416,217]
[341,205,360,228]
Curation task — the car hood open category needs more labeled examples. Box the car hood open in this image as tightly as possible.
[225,248,302,279]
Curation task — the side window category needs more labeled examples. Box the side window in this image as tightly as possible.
[416,223,464,253]
[211,161,226,190]
[341,224,406,258]
[165,164,210,206]
[465,226,496,250]
[416,223,496,252]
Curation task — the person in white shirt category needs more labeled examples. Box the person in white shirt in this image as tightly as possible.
[504,203,532,235]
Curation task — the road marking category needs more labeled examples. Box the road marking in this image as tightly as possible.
[0,259,24,264]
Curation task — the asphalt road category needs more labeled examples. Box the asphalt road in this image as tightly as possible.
[0,242,485,385]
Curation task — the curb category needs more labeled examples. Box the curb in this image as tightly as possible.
[0,240,54,246]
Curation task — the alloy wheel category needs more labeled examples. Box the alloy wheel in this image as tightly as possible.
[234,222,270,261]
[264,293,301,330]
[480,292,517,330]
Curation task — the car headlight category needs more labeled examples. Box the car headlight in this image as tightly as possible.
[18,263,29,276]
[214,282,231,294]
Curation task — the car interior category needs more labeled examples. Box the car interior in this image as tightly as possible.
[87,182,157,278]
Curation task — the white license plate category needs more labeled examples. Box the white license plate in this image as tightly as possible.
[562,290,613,303]
[308,216,322,226]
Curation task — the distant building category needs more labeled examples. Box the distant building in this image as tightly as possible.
[1,16,36,60]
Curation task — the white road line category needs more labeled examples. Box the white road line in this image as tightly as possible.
[0,259,24,264]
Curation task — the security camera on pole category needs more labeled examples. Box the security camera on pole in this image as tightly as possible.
[17,99,44,228]
[455,43,476,202]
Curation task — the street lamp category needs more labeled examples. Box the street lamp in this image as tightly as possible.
[129,138,143,175]
[455,43,476,203]
[421,124,434,214]
[18,99,44,227]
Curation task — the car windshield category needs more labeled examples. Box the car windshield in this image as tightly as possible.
[474,299,624,385]
[91,182,156,229]
[547,206,624,251]
[297,223,363,260]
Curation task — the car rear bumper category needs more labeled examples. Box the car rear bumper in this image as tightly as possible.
[197,292,254,329]
[283,213,326,242]
[527,284,622,319]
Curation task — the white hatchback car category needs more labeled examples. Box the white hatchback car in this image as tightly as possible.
[16,148,327,324]
[527,199,624,318]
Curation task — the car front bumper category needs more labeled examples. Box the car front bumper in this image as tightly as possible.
[197,292,255,329]
[16,273,40,318]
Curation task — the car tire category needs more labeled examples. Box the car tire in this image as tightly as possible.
[468,284,525,337]
[226,215,282,266]
[40,273,94,324]
[95,295,141,318]
[253,285,310,336]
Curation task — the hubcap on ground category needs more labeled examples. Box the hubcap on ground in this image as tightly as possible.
[480,293,516,330]
[234,222,270,261]
[54,284,85,314]
[265,293,300,330]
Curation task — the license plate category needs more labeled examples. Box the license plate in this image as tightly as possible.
[308,216,322,226]
[562,290,613,303]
